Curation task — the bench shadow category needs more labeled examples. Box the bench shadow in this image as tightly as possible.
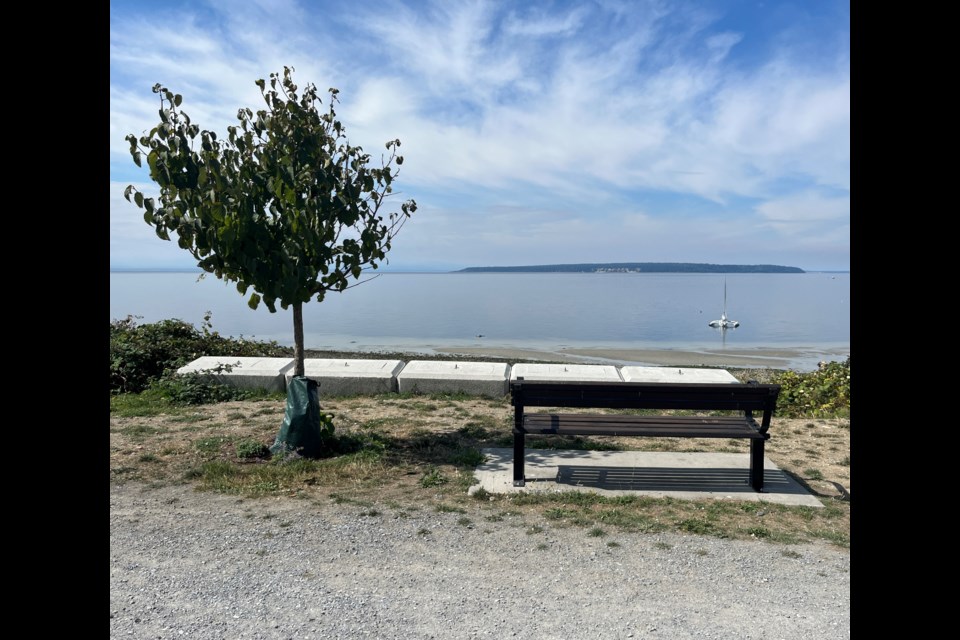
[553,465,800,494]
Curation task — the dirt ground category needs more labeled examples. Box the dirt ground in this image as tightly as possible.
[110,390,850,505]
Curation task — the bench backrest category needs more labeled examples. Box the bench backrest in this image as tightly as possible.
[510,379,780,413]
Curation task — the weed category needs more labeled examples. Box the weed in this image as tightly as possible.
[236,439,270,459]
[804,469,825,481]
[606,541,621,548]
[471,488,491,501]
[451,448,486,467]
[654,541,672,550]
[420,467,447,487]
[780,549,802,559]
[588,527,606,537]
[526,525,544,535]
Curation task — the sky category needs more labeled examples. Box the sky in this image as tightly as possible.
[110,0,850,272]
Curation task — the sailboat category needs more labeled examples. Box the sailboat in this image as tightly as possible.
[708,280,739,328]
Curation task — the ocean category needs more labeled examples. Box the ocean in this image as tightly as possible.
[110,271,849,369]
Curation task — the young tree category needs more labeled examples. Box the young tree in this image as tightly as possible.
[124,67,416,454]
[125,66,416,372]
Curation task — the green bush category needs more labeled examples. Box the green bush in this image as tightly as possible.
[147,368,261,406]
[110,313,288,394]
[773,358,850,418]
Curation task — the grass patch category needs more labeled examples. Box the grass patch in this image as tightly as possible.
[110,378,850,548]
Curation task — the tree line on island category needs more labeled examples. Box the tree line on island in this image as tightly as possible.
[454,263,804,274]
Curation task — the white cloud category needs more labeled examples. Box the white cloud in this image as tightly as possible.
[110,0,850,271]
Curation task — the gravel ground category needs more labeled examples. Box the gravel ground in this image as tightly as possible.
[110,482,850,639]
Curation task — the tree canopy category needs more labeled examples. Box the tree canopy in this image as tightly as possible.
[124,66,417,316]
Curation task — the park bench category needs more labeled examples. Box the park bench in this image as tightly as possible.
[510,378,781,492]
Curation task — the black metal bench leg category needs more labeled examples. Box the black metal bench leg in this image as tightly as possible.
[513,431,525,487]
[750,439,765,492]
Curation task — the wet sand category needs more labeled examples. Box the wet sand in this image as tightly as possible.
[433,345,850,371]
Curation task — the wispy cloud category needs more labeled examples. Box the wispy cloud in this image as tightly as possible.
[110,0,850,271]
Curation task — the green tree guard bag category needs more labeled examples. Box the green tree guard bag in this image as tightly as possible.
[270,376,333,458]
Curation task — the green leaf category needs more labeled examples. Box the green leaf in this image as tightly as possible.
[126,68,415,339]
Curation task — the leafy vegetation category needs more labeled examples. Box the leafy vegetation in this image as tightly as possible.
[109,321,850,547]
[772,358,850,418]
[110,313,287,394]
[123,67,416,379]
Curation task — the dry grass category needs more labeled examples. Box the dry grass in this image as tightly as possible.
[110,387,850,548]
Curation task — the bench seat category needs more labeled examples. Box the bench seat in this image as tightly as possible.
[522,413,767,439]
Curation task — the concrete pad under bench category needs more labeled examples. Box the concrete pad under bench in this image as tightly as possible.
[619,366,739,384]
[509,363,623,383]
[469,448,822,507]
[288,359,405,395]
[176,356,294,392]
[397,360,510,396]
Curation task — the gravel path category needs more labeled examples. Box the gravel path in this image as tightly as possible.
[110,482,850,639]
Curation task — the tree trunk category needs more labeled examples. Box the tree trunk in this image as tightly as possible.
[293,301,305,377]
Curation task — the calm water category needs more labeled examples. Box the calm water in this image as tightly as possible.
[110,271,849,368]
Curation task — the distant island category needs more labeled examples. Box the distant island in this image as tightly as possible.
[454,262,805,274]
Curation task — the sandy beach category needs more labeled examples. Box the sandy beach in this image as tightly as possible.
[431,344,849,371]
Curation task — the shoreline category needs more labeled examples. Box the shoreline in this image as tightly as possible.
[304,344,849,372]
[435,346,848,370]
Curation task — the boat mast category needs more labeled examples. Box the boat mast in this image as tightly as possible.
[722,279,727,320]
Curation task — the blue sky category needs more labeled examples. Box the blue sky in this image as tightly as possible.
[110,0,850,272]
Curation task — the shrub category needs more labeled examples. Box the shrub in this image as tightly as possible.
[147,368,261,406]
[110,313,288,394]
[773,358,850,418]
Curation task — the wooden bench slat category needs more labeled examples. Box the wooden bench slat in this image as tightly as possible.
[523,413,766,439]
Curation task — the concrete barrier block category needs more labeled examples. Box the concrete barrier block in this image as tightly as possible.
[176,356,295,392]
[397,360,510,396]
[509,363,623,383]
[286,359,404,395]
[619,366,738,383]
